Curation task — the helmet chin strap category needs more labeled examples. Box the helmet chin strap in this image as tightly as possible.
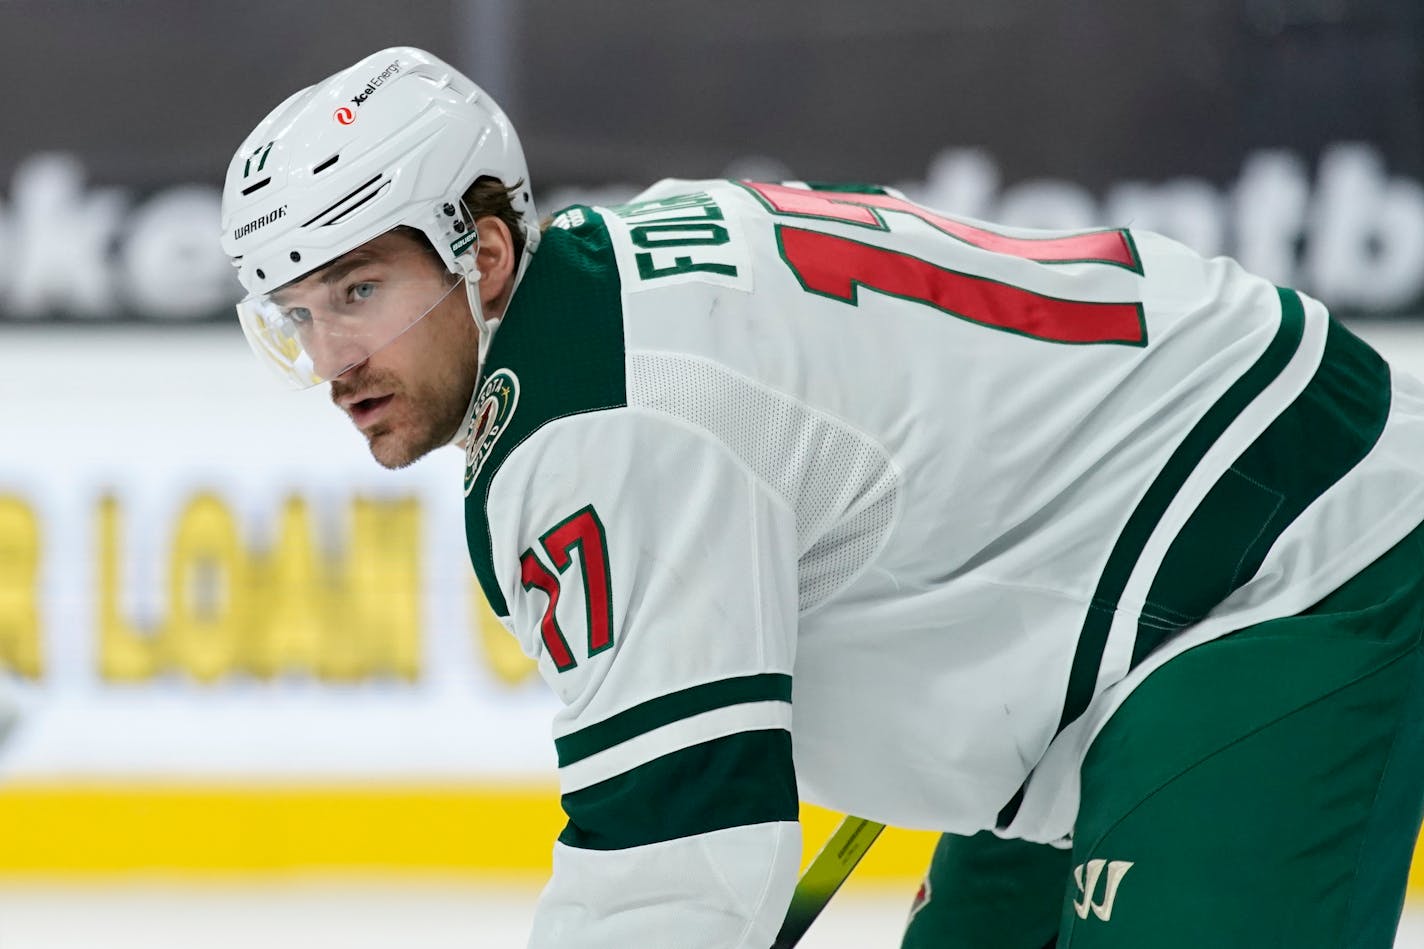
[450,221,539,448]
[467,269,500,363]
[452,271,494,449]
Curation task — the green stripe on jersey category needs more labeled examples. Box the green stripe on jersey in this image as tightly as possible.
[801,182,897,196]
[462,211,628,618]
[555,672,792,767]
[1055,287,1307,735]
[558,729,797,851]
[1133,308,1391,661]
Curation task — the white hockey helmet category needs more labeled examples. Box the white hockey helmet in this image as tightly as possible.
[220,46,540,387]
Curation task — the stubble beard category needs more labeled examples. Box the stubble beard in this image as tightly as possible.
[339,354,479,471]
[365,373,472,470]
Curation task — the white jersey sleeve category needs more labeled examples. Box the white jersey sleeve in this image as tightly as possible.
[463,211,802,947]
[504,411,801,947]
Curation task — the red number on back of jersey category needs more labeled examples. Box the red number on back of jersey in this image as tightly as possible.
[742,180,1146,347]
[778,226,1146,346]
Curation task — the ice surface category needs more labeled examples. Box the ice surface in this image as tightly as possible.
[0,882,1418,947]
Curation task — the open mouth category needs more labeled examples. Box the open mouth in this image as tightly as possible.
[350,394,394,428]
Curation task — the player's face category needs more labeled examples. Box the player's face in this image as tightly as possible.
[299,232,480,469]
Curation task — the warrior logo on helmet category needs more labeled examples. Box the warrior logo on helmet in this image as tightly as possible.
[232,205,287,241]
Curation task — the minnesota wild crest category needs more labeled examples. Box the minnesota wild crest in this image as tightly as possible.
[463,368,520,497]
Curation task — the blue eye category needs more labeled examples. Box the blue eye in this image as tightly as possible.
[350,281,376,302]
[285,306,312,325]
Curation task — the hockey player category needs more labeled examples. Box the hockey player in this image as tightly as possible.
[221,47,1424,949]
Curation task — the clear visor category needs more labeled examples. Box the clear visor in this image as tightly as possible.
[236,251,464,388]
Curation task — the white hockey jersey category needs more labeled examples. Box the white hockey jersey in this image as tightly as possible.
[461,179,1424,947]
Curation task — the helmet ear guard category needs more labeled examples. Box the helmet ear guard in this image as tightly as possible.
[448,197,482,280]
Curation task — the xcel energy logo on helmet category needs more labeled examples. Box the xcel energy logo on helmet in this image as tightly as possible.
[350,59,403,108]
[336,60,402,125]
[464,369,520,497]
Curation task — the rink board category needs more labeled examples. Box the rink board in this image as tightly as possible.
[8,327,1424,890]
[2,783,1424,900]
[0,785,932,881]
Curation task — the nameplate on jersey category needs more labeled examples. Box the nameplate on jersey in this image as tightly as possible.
[602,190,753,294]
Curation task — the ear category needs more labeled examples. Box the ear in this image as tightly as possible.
[472,216,517,314]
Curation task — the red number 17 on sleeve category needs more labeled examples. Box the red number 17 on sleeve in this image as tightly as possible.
[519,505,614,673]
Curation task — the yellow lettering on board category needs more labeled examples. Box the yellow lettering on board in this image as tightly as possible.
[97,495,159,682]
[329,498,421,682]
[99,492,424,683]
[167,493,248,684]
[473,580,537,686]
[0,497,42,678]
[251,496,327,678]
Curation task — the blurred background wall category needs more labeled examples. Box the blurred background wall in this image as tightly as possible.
[3,1,1424,944]
[4,0,1424,326]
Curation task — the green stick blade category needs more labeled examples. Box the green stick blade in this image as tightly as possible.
[772,816,886,949]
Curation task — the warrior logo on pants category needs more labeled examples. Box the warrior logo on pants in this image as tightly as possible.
[1073,860,1134,921]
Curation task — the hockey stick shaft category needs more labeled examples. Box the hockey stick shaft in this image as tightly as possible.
[771,815,886,949]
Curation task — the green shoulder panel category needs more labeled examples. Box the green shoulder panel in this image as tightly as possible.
[801,181,896,195]
[463,207,627,618]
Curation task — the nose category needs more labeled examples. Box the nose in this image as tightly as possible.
[303,319,371,382]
